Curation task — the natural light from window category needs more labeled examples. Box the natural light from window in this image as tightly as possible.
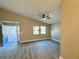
[33,26,46,35]
[40,26,46,34]
[33,26,39,35]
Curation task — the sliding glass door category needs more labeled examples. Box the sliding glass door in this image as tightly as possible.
[2,22,20,45]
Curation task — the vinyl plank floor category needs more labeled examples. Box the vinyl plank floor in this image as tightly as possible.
[0,40,60,59]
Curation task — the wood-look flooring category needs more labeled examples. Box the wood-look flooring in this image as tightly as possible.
[0,40,60,59]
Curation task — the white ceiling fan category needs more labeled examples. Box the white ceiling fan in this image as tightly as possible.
[38,12,53,21]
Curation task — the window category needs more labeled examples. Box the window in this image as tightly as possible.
[33,26,39,35]
[40,26,46,34]
[33,26,46,35]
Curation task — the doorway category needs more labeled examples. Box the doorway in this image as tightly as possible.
[2,21,20,45]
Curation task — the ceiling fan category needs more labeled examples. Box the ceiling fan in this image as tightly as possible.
[38,12,53,20]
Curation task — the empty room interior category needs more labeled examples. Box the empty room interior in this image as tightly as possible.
[0,0,61,59]
[0,0,79,59]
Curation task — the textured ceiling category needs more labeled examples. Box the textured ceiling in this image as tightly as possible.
[0,0,61,24]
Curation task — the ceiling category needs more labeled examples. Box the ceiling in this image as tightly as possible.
[0,0,61,24]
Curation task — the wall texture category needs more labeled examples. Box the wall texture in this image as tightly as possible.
[0,8,51,42]
[61,0,79,59]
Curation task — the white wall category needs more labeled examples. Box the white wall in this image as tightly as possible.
[51,22,60,41]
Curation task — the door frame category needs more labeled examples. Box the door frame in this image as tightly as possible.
[1,21,20,44]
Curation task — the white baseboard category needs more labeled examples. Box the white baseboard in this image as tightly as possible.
[20,38,61,44]
[20,38,51,43]
[51,39,61,43]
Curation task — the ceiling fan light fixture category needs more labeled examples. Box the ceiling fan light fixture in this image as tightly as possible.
[42,18,47,20]
[38,12,53,21]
